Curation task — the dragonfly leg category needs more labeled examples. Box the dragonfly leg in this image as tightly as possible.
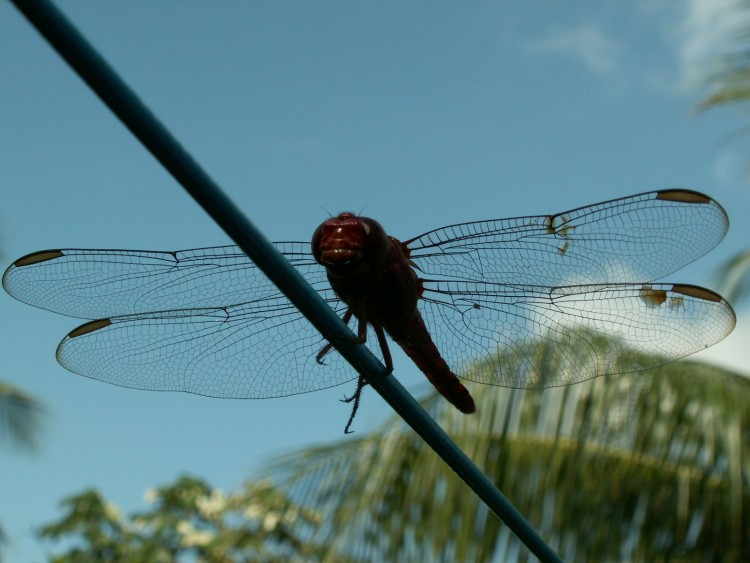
[339,323,392,401]
[341,378,369,403]
[343,374,366,434]
[315,342,334,365]
[315,309,363,365]
[373,325,394,374]
[339,324,394,433]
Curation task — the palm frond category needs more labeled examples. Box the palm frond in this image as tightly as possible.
[715,249,750,303]
[0,381,44,451]
[264,336,750,561]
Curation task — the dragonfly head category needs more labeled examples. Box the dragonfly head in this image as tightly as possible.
[312,213,389,276]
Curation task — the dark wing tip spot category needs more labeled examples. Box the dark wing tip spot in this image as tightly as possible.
[671,284,726,303]
[656,189,711,205]
[68,318,112,338]
[13,249,65,267]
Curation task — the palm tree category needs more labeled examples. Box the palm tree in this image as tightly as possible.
[0,382,43,451]
[264,336,749,561]
[0,383,43,553]
[0,236,45,553]
[698,0,750,304]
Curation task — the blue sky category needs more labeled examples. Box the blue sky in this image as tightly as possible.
[2,1,749,560]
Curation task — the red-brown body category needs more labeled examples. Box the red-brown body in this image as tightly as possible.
[312,213,475,414]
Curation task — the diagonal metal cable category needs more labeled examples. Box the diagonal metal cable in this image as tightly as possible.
[9,1,562,560]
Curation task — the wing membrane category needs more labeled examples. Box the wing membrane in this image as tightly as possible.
[3,189,734,398]
[54,279,735,396]
[420,281,736,388]
[55,290,370,397]
[2,243,324,319]
[405,190,728,286]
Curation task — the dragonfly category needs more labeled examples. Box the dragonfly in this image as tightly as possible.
[2,189,736,431]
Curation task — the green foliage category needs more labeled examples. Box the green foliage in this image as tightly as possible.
[697,0,750,115]
[36,337,749,562]
[0,381,44,557]
[698,0,750,305]
[267,341,750,562]
[38,490,136,562]
[0,381,43,452]
[715,249,750,304]
[38,476,325,562]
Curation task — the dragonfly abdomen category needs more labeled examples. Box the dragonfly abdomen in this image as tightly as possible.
[394,312,476,414]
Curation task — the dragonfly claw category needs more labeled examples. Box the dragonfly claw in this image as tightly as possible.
[342,375,367,434]
[341,380,369,404]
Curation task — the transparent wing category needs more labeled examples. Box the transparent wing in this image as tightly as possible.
[54,292,373,398]
[4,243,384,396]
[2,243,319,319]
[419,281,736,388]
[2,190,734,398]
[405,190,729,286]
[53,280,736,396]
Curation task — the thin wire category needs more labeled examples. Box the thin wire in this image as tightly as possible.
[9,1,562,561]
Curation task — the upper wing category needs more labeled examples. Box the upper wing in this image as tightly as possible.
[419,280,736,388]
[2,243,320,319]
[404,190,729,286]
